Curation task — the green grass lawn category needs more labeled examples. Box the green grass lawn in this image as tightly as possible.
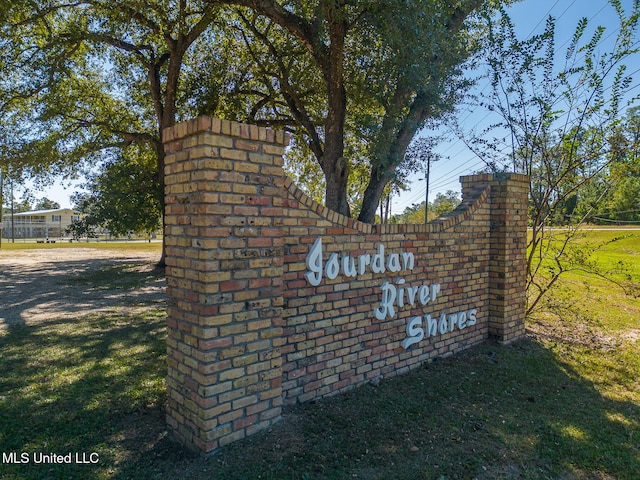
[530,229,640,331]
[0,239,163,253]
[0,311,167,479]
[0,232,638,479]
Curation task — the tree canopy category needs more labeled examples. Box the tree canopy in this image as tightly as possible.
[72,145,162,237]
[34,197,61,210]
[206,0,495,221]
[1,0,226,180]
[1,0,502,236]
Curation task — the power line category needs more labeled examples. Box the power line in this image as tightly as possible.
[523,0,562,39]
[396,0,637,211]
[447,6,637,165]
[422,1,616,171]
[452,0,611,129]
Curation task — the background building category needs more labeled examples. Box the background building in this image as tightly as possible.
[2,208,80,239]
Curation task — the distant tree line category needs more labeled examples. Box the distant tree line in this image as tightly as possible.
[391,190,462,224]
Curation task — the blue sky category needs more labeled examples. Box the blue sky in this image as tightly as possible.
[30,0,640,212]
[393,0,640,216]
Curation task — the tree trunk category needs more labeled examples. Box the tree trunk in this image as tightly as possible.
[323,154,350,216]
[357,3,482,224]
[152,38,186,268]
[152,139,167,267]
[357,90,433,224]
[321,10,349,217]
[358,164,390,224]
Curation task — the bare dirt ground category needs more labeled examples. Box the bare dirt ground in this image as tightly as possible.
[0,248,165,329]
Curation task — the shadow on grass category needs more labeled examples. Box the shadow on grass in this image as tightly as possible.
[4,239,637,478]
[191,339,639,480]
[67,262,166,290]
[0,256,165,328]
[1,323,638,479]
[1,317,637,478]
[0,310,180,480]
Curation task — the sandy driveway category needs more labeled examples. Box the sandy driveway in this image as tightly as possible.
[0,248,165,329]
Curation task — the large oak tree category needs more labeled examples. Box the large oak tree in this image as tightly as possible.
[2,0,228,262]
[4,0,228,183]
[2,0,501,235]
[211,0,491,221]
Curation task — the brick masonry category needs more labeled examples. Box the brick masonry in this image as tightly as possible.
[162,116,529,454]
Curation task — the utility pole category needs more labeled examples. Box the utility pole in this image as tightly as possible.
[424,155,431,224]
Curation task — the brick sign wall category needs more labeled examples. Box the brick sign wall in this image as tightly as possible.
[163,117,529,454]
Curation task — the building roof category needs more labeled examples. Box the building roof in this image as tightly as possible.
[12,208,78,217]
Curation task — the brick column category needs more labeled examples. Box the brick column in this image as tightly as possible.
[488,173,530,344]
[163,117,287,454]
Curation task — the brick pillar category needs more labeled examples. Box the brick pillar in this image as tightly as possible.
[488,173,530,344]
[162,117,287,454]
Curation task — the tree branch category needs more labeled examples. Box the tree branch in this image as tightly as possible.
[216,0,327,68]
[238,11,324,159]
